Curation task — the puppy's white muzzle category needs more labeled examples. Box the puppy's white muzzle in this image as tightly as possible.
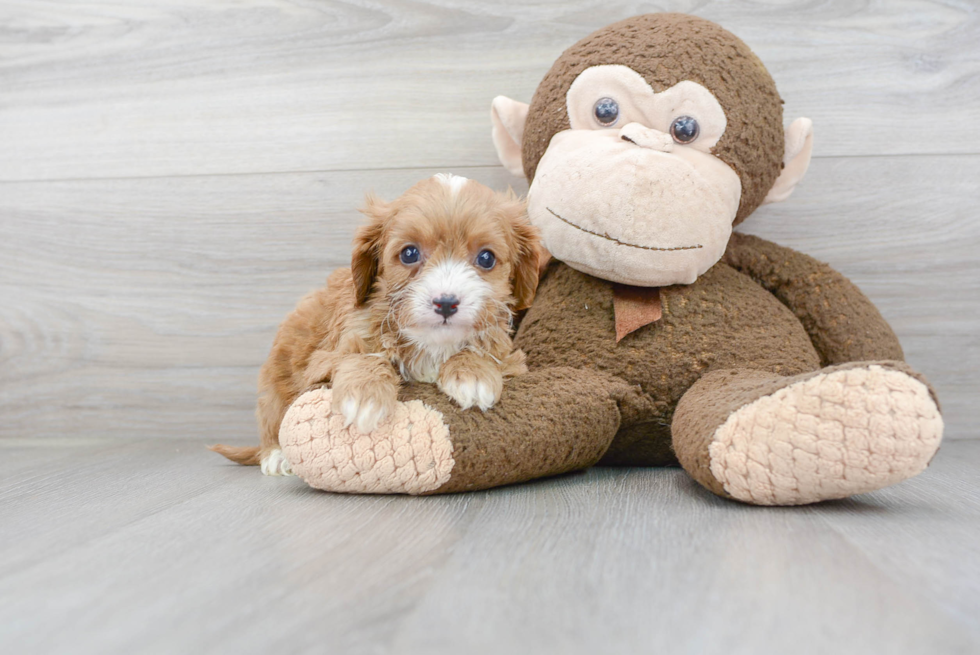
[396,258,493,383]
[407,259,490,345]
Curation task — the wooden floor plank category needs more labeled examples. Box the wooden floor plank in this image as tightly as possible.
[389,471,977,654]
[807,441,980,637]
[1,0,978,181]
[0,438,977,654]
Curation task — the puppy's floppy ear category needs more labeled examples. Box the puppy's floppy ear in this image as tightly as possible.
[352,193,392,306]
[503,194,541,311]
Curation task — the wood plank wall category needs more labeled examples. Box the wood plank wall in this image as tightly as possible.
[1,0,977,442]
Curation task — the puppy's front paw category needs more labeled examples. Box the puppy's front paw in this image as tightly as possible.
[332,376,398,434]
[340,397,387,433]
[439,367,503,411]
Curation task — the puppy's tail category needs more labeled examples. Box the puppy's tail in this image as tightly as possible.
[208,444,262,466]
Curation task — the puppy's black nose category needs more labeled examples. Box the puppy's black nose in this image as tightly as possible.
[433,295,459,318]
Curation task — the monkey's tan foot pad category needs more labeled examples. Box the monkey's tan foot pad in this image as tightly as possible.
[709,365,943,505]
[278,388,455,494]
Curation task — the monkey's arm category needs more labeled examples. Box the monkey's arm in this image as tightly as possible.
[724,232,904,365]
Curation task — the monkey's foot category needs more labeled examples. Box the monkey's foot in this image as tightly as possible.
[699,364,943,505]
[674,363,944,505]
[278,388,455,495]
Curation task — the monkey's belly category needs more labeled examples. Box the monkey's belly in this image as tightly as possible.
[516,262,821,465]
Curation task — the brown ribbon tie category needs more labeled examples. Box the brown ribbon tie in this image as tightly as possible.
[612,284,662,342]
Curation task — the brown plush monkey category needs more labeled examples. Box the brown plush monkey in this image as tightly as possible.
[275,13,942,504]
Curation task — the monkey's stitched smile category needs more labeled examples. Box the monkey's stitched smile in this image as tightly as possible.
[546,208,703,252]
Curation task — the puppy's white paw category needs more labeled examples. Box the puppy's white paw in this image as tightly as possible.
[260,448,294,476]
[332,380,397,434]
[439,371,500,411]
[330,357,400,435]
[340,396,388,434]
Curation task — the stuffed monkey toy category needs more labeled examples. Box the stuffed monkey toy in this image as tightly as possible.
[274,13,943,505]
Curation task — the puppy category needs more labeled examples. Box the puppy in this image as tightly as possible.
[211,174,541,475]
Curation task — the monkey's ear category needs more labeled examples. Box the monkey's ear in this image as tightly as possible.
[764,117,814,205]
[491,96,530,177]
[351,193,391,306]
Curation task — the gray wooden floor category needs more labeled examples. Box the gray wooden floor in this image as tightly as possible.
[1,438,978,654]
[2,1,979,653]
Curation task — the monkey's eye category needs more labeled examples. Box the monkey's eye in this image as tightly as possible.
[399,245,421,265]
[670,116,700,144]
[475,250,496,270]
[593,97,620,127]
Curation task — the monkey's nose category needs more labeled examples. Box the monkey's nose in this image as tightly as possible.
[619,122,673,153]
[433,295,460,318]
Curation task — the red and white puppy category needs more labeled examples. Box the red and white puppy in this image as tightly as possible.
[211,174,540,475]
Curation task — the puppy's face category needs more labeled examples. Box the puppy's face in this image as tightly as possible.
[352,175,539,347]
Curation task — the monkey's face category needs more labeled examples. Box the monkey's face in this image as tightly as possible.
[491,15,813,288]
[526,65,741,286]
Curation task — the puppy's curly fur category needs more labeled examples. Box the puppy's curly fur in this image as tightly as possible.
[211,175,540,473]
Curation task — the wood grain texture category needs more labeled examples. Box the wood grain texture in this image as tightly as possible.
[1,156,976,441]
[1,438,978,654]
[1,0,979,181]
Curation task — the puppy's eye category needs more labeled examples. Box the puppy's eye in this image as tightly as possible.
[475,250,496,270]
[670,116,699,144]
[593,97,619,127]
[399,245,420,265]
